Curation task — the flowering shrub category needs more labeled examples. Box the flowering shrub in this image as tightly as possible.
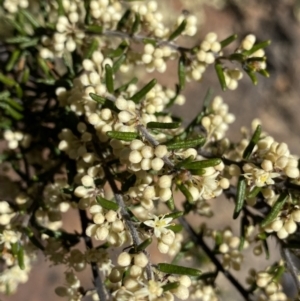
[0,1,299,301]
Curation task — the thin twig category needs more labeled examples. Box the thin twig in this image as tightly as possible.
[79,209,107,301]
[179,216,252,301]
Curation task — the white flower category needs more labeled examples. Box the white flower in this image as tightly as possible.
[143,215,173,238]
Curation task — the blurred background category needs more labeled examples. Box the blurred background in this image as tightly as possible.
[2,0,300,300]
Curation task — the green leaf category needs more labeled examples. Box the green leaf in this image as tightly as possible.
[37,57,51,78]
[262,239,270,259]
[258,69,270,78]
[131,13,140,34]
[243,125,261,159]
[106,131,139,141]
[166,197,175,210]
[181,158,222,170]
[233,176,246,219]
[85,24,103,33]
[20,9,40,29]
[84,38,99,59]
[165,211,183,220]
[166,136,206,150]
[0,91,10,100]
[247,186,261,199]
[6,36,31,44]
[17,245,25,270]
[21,67,30,83]
[215,63,227,91]
[89,93,117,111]
[2,98,24,111]
[178,56,186,90]
[162,282,180,292]
[57,0,65,15]
[6,50,21,72]
[105,64,114,93]
[176,183,193,203]
[20,38,39,49]
[190,169,206,176]
[107,41,129,58]
[245,70,258,85]
[220,34,238,49]
[117,9,131,31]
[131,79,157,103]
[228,53,245,62]
[112,54,126,73]
[243,40,271,56]
[1,104,23,120]
[147,122,181,129]
[136,238,152,252]
[260,192,288,228]
[96,196,119,211]
[168,19,187,41]
[0,73,16,87]
[239,215,249,251]
[175,155,194,169]
[157,263,201,276]
[167,224,183,233]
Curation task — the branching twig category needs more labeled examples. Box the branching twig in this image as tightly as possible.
[79,209,107,301]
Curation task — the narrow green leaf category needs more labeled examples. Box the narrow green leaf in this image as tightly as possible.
[6,50,21,72]
[181,158,222,170]
[202,87,214,112]
[115,77,138,93]
[162,282,180,292]
[84,38,99,59]
[108,41,129,58]
[85,24,103,33]
[112,54,126,73]
[37,57,51,78]
[106,131,139,141]
[272,266,285,282]
[105,64,114,93]
[117,9,131,31]
[243,40,271,56]
[4,18,26,35]
[175,155,195,169]
[136,238,152,252]
[166,137,206,150]
[165,211,183,220]
[258,69,270,78]
[20,38,39,49]
[131,13,140,34]
[63,52,75,77]
[96,196,119,211]
[167,224,183,233]
[143,38,157,46]
[0,73,16,87]
[176,183,193,203]
[17,245,25,270]
[21,67,30,83]
[6,36,31,44]
[168,19,187,41]
[190,169,206,176]
[89,93,106,104]
[15,84,23,98]
[11,242,19,256]
[20,9,40,28]
[3,98,24,111]
[228,53,245,62]
[247,186,261,198]
[245,70,258,85]
[157,263,201,276]
[243,125,261,159]
[178,56,186,90]
[262,239,270,259]
[166,197,175,210]
[220,34,238,49]
[131,79,157,103]
[0,91,10,100]
[215,63,227,91]
[260,192,288,228]
[147,122,181,129]
[233,176,246,219]
[239,215,249,251]
[57,0,65,15]
[2,104,23,120]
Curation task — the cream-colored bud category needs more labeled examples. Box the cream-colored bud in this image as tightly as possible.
[141,145,154,159]
[158,175,172,188]
[284,219,297,234]
[143,186,156,200]
[118,111,133,123]
[179,275,192,287]
[134,252,148,268]
[93,213,105,225]
[105,210,117,223]
[270,219,283,232]
[117,252,131,266]
[129,265,142,278]
[161,230,175,245]
[129,150,143,164]
[109,267,122,283]
[154,145,168,158]
[276,227,289,239]
[219,243,229,254]
[229,237,240,249]
[188,186,200,202]
[284,166,299,179]
[81,175,94,187]
[124,278,139,291]
[74,186,87,198]
[276,156,288,169]
[219,178,230,189]
[261,160,273,172]
[172,285,189,300]
[292,209,300,222]
[151,158,164,171]
[159,188,172,202]
[95,226,109,240]
[130,139,144,150]
[158,241,169,253]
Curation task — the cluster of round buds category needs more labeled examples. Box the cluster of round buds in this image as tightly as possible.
[66,249,86,272]
[90,0,122,28]
[86,202,127,246]
[55,271,82,301]
[0,201,15,226]
[224,68,243,90]
[177,14,198,37]
[190,281,218,301]
[216,229,244,270]
[127,139,167,172]
[0,251,32,294]
[3,0,28,13]
[131,1,169,38]
[201,96,235,141]
[141,43,174,73]
[144,214,175,254]
[264,206,300,239]
[240,34,256,51]
[246,268,288,301]
[257,139,300,179]
[197,32,221,64]
[3,130,31,149]
[58,125,92,159]
[0,229,21,249]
